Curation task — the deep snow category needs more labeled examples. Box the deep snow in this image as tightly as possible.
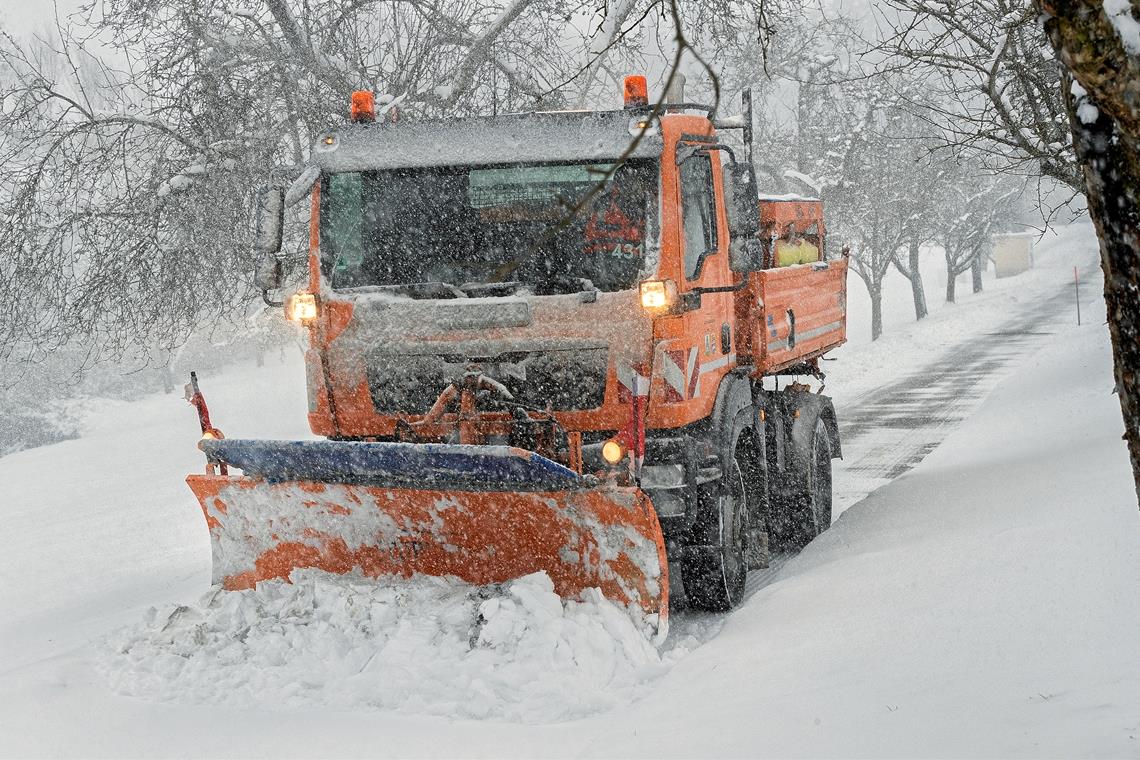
[98,571,668,723]
[2,223,1137,757]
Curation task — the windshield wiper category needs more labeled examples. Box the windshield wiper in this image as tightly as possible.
[391,282,468,300]
[459,281,522,298]
[532,275,598,297]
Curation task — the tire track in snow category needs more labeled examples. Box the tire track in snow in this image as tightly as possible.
[830,282,1079,521]
[688,274,1085,625]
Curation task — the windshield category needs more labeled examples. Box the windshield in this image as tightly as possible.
[319,159,659,295]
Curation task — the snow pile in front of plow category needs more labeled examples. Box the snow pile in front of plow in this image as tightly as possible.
[97,570,669,722]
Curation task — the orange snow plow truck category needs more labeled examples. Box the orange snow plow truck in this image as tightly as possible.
[186,78,847,637]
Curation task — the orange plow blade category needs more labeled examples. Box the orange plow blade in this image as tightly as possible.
[186,471,668,635]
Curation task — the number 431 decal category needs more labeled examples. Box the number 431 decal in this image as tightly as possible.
[610,243,643,259]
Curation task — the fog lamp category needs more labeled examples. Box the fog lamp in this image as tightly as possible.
[286,291,318,322]
[602,439,625,465]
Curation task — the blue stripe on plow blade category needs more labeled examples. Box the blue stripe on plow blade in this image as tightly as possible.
[199,439,585,491]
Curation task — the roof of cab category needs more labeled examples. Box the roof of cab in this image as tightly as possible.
[310,109,666,173]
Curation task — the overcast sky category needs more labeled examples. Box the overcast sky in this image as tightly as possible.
[1,0,88,38]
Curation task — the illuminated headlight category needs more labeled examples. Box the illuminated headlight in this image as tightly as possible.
[639,279,677,312]
[602,439,625,465]
[286,292,319,322]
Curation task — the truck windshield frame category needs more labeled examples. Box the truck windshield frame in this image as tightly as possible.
[318,158,660,295]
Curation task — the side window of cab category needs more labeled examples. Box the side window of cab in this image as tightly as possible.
[679,152,718,280]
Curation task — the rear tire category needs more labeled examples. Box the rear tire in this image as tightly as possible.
[790,418,833,548]
[768,416,833,551]
[682,448,747,612]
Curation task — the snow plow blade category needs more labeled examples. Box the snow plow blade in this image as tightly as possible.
[186,439,668,632]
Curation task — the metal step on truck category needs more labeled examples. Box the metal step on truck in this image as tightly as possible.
[185,75,847,639]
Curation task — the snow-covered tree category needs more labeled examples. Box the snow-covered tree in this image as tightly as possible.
[935,174,1022,303]
[802,77,945,340]
[0,0,788,367]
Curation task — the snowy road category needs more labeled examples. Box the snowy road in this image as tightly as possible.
[833,269,1087,516]
[731,261,1095,603]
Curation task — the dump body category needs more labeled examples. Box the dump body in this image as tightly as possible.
[735,197,847,373]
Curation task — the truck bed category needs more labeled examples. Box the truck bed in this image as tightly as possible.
[735,259,848,375]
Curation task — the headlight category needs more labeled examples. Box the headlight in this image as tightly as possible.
[639,279,677,312]
[602,439,625,465]
[286,292,319,322]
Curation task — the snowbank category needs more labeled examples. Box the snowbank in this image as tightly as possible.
[98,570,667,723]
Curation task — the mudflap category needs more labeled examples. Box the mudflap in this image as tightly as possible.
[186,440,669,640]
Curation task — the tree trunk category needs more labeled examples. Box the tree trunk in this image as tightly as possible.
[909,235,929,319]
[971,251,984,294]
[870,285,883,341]
[1039,1,1140,504]
[161,349,174,394]
[946,267,957,303]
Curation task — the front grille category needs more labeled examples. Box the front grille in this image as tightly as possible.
[367,347,608,414]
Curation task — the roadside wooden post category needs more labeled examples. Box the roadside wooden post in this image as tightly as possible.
[1074,266,1081,326]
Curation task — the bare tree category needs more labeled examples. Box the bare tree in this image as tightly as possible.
[882,98,947,321]
[808,80,934,340]
[0,0,792,368]
[1036,0,1140,503]
[874,0,1081,191]
[0,0,615,365]
[937,176,1021,303]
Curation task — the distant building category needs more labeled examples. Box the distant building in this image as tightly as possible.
[991,233,1037,278]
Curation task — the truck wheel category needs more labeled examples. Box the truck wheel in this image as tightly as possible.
[682,448,747,611]
[791,418,833,548]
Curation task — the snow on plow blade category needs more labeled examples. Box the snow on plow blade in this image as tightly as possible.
[186,439,668,632]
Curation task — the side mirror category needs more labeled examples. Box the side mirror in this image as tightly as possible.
[252,186,285,303]
[730,238,765,273]
[253,186,285,258]
[255,255,284,293]
[723,164,763,272]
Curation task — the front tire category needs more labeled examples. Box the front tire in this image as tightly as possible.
[682,450,748,611]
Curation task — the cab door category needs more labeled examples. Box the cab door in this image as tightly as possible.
[672,142,734,408]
